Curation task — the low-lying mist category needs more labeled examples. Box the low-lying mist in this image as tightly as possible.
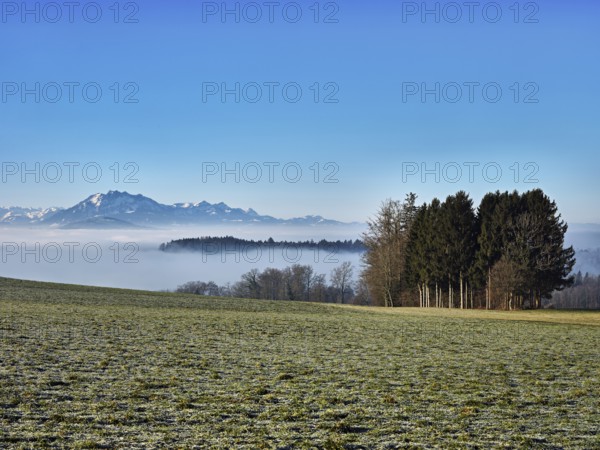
[3,223,597,291]
[0,225,366,291]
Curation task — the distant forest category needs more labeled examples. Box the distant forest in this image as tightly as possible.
[159,236,365,253]
[547,271,600,309]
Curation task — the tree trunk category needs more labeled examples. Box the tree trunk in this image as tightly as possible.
[459,272,465,309]
[487,267,492,310]
[448,275,452,309]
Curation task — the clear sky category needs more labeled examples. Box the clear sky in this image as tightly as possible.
[1,0,599,223]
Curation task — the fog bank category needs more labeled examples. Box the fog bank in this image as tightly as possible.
[0,225,366,291]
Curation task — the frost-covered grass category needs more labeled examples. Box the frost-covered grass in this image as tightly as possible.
[1,277,599,448]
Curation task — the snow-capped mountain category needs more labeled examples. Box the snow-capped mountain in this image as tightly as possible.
[0,206,61,225]
[0,191,346,228]
[46,191,170,226]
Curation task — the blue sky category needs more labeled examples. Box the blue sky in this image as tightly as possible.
[1,0,599,223]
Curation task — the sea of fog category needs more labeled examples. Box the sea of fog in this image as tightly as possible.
[0,224,366,291]
[3,223,596,291]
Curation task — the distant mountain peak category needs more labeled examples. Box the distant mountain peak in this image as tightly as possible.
[89,193,103,206]
[0,191,348,228]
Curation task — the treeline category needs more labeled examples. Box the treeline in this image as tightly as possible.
[176,262,365,304]
[363,189,576,309]
[159,236,365,253]
[547,271,600,309]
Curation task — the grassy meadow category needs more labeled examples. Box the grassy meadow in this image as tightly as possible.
[1,277,599,448]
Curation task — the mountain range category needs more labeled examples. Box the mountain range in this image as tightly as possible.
[0,191,348,229]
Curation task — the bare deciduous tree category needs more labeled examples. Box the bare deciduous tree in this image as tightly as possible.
[330,261,354,304]
[362,194,417,307]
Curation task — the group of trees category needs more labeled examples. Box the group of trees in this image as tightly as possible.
[176,262,361,304]
[362,189,576,309]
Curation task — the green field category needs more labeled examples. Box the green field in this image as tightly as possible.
[1,277,599,449]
